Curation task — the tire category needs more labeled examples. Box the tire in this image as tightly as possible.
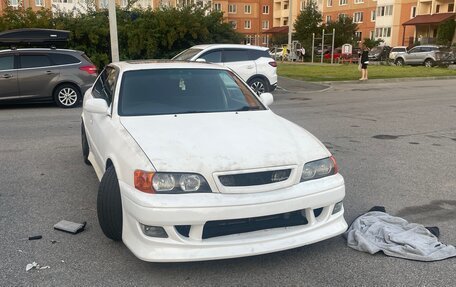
[395,58,404,66]
[97,166,123,241]
[424,59,434,67]
[248,78,268,95]
[81,121,91,166]
[53,83,82,108]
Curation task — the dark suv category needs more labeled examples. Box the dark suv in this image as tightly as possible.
[0,48,97,108]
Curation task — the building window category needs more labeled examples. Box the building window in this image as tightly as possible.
[354,0,363,3]
[449,4,455,12]
[353,12,363,23]
[300,1,305,11]
[262,20,269,29]
[244,20,251,29]
[284,3,288,9]
[338,13,348,20]
[375,27,391,37]
[369,30,374,39]
[339,0,347,6]
[435,4,440,13]
[35,0,44,6]
[262,5,269,14]
[410,6,416,18]
[377,5,393,17]
[8,0,19,6]
[244,4,251,14]
[326,15,331,23]
[213,3,221,11]
[262,36,268,45]
[230,21,237,29]
[228,4,236,13]
[283,19,288,25]
[355,32,362,41]
[371,10,376,21]
[327,0,332,7]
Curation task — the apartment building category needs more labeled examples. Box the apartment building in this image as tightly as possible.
[1,0,52,14]
[402,0,455,44]
[213,0,274,46]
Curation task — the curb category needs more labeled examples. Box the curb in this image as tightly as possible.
[315,76,456,85]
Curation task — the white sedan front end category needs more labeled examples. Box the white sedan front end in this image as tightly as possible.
[82,61,347,262]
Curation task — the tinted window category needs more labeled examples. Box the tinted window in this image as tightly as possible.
[49,53,80,65]
[391,48,405,52]
[248,49,270,60]
[408,47,420,53]
[19,55,51,68]
[118,69,265,116]
[172,48,203,61]
[223,50,251,62]
[199,51,222,63]
[0,55,14,70]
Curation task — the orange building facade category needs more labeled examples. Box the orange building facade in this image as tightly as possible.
[1,0,52,14]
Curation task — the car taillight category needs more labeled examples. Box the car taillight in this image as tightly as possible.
[79,65,97,75]
[269,61,277,67]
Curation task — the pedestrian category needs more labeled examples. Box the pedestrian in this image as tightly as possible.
[359,45,369,80]
[299,47,306,62]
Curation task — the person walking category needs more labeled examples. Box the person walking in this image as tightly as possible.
[359,46,369,80]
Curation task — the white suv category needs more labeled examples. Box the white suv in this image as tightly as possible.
[173,44,277,94]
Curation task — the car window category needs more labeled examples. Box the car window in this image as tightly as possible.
[199,51,222,63]
[19,55,52,69]
[92,66,117,105]
[223,50,251,62]
[248,50,270,60]
[118,68,265,116]
[49,53,80,65]
[421,47,432,52]
[0,55,14,71]
[172,48,203,61]
[408,47,420,53]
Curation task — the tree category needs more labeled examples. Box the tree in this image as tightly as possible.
[362,38,384,49]
[324,15,358,48]
[436,19,456,46]
[293,1,322,53]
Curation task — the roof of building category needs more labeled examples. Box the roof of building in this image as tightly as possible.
[402,13,455,26]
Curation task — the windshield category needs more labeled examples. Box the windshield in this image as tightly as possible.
[172,48,203,61]
[118,69,266,116]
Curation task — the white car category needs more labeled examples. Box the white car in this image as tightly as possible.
[81,61,347,262]
[172,44,277,95]
[389,46,408,61]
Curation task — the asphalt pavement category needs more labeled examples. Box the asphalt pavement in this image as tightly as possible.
[1,78,455,286]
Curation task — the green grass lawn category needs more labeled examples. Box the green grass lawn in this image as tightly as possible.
[277,63,456,82]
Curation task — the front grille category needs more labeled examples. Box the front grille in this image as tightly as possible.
[218,169,291,187]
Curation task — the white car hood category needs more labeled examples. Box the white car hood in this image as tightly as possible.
[120,111,330,173]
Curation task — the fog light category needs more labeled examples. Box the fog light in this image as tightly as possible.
[141,224,168,238]
[332,201,343,214]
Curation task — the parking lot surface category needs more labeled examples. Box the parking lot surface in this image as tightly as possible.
[1,79,455,286]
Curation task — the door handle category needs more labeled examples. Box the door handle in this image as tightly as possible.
[246,65,254,69]
[45,71,56,75]
[1,74,13,79]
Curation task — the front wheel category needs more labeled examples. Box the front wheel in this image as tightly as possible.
[54,84,81,108]
[395,58,404,66]
[424,59,434,67]
[248,78,268,95]
[97,166,123,241]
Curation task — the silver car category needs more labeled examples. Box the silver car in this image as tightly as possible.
[394,45,453,67]
[0,48,97,108]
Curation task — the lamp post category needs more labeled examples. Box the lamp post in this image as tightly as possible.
[287,0,293,58]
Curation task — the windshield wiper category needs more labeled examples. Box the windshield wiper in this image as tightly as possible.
[235,106,261,111]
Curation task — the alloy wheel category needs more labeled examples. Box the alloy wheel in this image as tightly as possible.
[58,88,78,107]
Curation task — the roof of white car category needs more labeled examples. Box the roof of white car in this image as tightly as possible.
[112,60,229,71]
[189,44,269,51]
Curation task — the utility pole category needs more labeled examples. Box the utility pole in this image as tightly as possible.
[287,0,293,58]
[108,0,120,62]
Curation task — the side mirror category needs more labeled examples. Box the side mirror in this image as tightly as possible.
[195,58,206,63]
[84,98,110,115]
[259,92,274,107]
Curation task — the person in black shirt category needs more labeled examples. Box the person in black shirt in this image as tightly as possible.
[359,45,370,80]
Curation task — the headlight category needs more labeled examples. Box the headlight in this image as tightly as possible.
[300,156,338,182]
[134,170,211,193]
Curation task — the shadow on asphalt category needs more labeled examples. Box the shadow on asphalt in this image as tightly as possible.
[277,76,330,93]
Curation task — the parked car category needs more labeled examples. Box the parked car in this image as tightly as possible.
[172,44,277,95]
[81,61,347,262]
[388,46,408,61]
[323,47,342,60]
[394,45,453,67]
[315,45,331,55]
[0,48,97,108]
[368,46,391,61]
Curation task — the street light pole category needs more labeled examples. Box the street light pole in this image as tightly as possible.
[108,0,120,62]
